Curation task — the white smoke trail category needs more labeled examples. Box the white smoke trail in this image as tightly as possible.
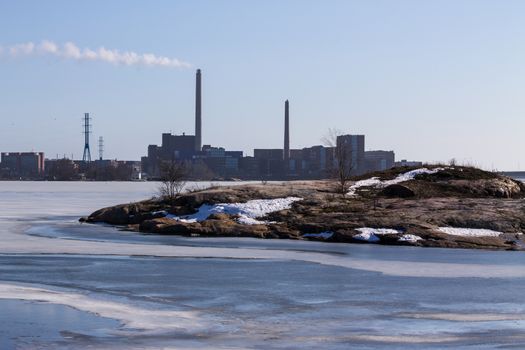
[0,40,191,68]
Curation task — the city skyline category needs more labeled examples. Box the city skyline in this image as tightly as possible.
[1,0,525,170]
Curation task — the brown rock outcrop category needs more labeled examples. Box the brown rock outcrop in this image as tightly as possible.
[82,166,525,250]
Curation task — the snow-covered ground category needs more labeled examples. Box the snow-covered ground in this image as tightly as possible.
[347,167,445,196]
[398,234,423,243]
[353,228,423,243]
[353,227,402,242]
[166,197,303,225]
[437,227,517,237]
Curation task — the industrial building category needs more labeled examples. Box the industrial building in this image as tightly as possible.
[41,158,141,181]
[364,151,395,173]
[140,69,398,180]
[336,134,366,175]
[0,152,45,179]
[395,159,424,167]
[141,69,246,179]
[139,69,399,180]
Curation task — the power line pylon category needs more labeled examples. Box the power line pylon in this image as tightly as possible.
[82,113,92,162]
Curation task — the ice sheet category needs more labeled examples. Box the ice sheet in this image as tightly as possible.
[0,282,206,333]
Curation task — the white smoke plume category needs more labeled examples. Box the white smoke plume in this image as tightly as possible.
[0,40,191,68]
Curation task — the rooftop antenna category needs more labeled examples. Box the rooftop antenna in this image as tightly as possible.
[98,136,104,161]
[82,113,92,162]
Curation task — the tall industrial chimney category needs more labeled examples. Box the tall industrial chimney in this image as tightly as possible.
[195,69,202,152]
[284,100,290,167]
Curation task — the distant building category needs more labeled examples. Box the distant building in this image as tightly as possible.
[239,156,259,179]
[201,145,243,178]
[161,132,196,159]
[78,159,141,181]
[253,149,284,178]
[336,135,366,175]
[288,149,303,177]
[253,149,284,160]
[121,160,142,180]
[364,151,395,173]
[300,145,336,178]
[395,159,423,167]
[44,158,79,181]
[0,152,45,179]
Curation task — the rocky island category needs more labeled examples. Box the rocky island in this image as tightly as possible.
[81,166,525,250]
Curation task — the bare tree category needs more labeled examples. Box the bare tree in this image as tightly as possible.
[322,128,353,196]
[158,160,188,202]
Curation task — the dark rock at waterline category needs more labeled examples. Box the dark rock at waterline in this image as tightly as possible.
[138,216,279,238]
[85,202,166,225]
[87,204,136,225]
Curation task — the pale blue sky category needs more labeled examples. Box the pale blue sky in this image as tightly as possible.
[1,0,524,170]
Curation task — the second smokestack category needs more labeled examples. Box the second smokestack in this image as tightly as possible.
[195,69,202,152]
[284,100,290,166]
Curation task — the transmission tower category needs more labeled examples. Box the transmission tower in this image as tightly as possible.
[82,113,92,162]
[98,136,104,161]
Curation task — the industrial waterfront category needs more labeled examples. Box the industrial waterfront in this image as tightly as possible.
[0,69,418,182]
[3,1,525,349]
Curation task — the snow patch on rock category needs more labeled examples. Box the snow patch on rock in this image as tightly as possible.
[353,227,401,242]
[398,234,423,243]
[348,167,445,196]
[166,197,303,225]
[437,227,506,237]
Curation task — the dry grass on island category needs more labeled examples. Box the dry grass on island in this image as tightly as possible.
[81,166,525,250]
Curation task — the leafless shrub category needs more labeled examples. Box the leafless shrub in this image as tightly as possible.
[322,128,353,196]
[158,160,188,202]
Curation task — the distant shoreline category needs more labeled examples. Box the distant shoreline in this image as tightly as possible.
[2,171,525,182]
